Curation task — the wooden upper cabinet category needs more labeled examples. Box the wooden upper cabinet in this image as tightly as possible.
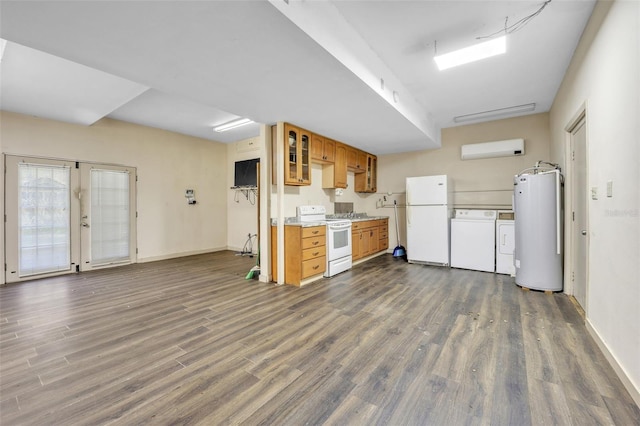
[311,134,335,163]
[321,142,347,189]
[277,122,374,190]
[334,143,347,188]
[355,153,377,193]
[284,123,311,186]
[347,147,367,172]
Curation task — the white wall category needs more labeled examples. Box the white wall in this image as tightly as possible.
[0,117,4,284]
[269,160,379,218]
[549,0,640,399]
[1,111,228,265]
[375,113,551,248]
[267,114,550,255]
[227,137,260,252]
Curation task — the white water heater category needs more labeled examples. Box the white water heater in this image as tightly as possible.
[513,169,563,291]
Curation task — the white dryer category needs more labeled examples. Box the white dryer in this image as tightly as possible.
[450,209,497,272]
[496,211,515,275]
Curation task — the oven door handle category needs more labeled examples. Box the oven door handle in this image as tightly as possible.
[327,223,352,230]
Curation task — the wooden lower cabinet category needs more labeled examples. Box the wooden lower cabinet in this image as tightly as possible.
[271,225,326,286]
[378,218,389,251]
[351,218,388,261]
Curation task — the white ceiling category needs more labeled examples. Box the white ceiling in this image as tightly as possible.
[0,1,595,154]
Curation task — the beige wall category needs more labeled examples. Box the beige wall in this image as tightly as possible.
[549,0,640,399]
[0,117,4,284]
[376,113,551,246]
[267,114,549,253]
[227,137,260,252]
[1,111,228,274]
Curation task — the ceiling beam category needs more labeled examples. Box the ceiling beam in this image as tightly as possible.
[268,0,440,148]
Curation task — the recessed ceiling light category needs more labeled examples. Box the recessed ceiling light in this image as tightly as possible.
[435,36,506,71]
[213,117,254,132]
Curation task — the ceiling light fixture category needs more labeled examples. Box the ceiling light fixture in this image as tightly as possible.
[435,36,506,71]
[213,117,254,132]
[453,103,536,123]
[0,39,7,62]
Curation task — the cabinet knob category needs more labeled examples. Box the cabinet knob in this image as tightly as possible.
[313,241,319,245]
[313,265,319,270]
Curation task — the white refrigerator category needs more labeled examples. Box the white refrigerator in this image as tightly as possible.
[406,175,452,266]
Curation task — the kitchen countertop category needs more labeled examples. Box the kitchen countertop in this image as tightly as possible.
[271,214,389,227]
[343,215,389,222]
[270,218,325,227]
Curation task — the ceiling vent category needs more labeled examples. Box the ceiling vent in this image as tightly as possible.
[461,139,524,160]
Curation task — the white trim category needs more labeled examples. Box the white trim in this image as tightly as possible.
[586,319,640,407]
[138,247,227,263]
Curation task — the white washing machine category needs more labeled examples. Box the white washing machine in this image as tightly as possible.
[450,209,497,272]
[496,211,515,275]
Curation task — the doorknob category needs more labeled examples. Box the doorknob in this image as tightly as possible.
[581,230,587,236]
[81,222,90,228]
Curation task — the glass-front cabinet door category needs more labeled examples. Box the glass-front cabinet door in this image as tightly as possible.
[285,124,298,184]
[299,129,310,184]
[284,123,311,186]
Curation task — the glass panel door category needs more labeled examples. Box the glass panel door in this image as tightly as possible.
[18,163,71,275]
[79,164,136,271]
[5,157,137,282]
[90,169,130,265]
[5,156,80,283]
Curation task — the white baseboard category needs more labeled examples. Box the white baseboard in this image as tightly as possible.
[138,247,227,263]
[586,319,640,407]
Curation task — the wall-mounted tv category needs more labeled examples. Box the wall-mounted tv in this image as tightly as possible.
[234,158,259,188]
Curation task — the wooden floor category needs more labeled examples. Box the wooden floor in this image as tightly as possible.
[1,252,638,425]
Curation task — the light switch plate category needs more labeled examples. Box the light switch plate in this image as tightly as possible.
[607,180,613,197]
[591,187,598,200]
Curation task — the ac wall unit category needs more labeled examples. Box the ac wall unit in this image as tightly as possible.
[461,138,525,160]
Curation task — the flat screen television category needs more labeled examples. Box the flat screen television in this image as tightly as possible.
[234,158,259,188]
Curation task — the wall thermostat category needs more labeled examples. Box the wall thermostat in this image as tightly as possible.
[185,189,196,204]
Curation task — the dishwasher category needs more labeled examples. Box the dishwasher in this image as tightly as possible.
[450,209,497,272]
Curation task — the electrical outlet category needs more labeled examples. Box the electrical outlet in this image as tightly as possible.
[607,180,613,198]
[591,187,598,200]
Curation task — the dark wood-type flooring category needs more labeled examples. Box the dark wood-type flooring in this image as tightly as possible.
[1,251,638,425]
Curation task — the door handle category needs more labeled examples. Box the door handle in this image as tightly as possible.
[81,222,90,228]
[581,230,587,236]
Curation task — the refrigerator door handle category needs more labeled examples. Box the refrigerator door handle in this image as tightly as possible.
[555,170,561,255]
[406,189,411,225]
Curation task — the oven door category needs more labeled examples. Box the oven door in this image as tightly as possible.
[327,222,352,260]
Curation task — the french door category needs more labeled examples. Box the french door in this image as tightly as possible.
[5,155,136,283]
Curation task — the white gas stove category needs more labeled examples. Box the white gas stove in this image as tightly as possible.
[297,206,352,277]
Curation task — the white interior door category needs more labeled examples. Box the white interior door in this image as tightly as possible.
[570,115,588,310]
[79,164,137,271]
[5,156,80,283]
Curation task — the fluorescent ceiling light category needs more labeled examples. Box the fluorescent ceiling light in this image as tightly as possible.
[0,39,7,62]
[453,103,536,123]
[213,117,254,132]
[435,36,506,71]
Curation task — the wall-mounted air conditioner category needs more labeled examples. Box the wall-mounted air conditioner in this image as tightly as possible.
[461,138,525,160]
